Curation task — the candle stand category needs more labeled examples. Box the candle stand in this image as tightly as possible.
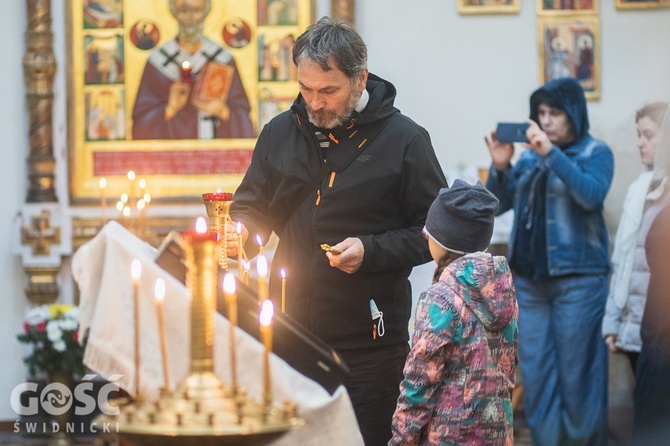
[98,222,303,446]
[202,193,234,271]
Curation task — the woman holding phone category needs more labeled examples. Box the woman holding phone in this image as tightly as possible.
[484,77,614,446]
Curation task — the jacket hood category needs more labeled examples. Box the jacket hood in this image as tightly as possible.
[440,254,516,331]
[291,72,399,129]
[529,77,590,140]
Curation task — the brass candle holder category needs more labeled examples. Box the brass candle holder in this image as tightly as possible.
[203,193,234,271]
[99,218,303,446]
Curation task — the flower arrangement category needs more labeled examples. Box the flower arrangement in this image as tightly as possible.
[17,304,86,377]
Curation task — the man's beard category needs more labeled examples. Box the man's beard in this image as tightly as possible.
[307,88,361,129]
[179,22,205,45]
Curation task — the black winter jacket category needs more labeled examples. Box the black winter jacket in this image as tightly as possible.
[231,73,447,349]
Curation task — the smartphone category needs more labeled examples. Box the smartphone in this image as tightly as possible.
[496,122,530,143]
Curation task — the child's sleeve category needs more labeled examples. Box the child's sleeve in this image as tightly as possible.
[389,290,458,445]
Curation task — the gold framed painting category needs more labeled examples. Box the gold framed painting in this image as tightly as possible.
[537,15,600,100]
[67,0,314,204]
[457,0,521,15]
[615,0,670,9]
[537,0,598,15]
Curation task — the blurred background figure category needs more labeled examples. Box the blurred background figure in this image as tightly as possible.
[602,102,668,376]
[631,102,670,446]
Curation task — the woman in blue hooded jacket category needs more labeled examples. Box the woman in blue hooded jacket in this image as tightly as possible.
[485,77,614,446]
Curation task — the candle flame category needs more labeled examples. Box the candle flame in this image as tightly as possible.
[257,255,268,278]
[195,216,208,234]
[139,178,146,189]
[223,273,236,294]
[255,234,263,247]
[127,171,136,181]
[236,221,242,235]
[242,259,251,271]
[123,206,131,217]
[279,268,287,279]
[137,199,146,210]
[131,259,142,283]
[143,192,151,203]
[99,177,107,189]
[155,278,165,302]
[259,300,275,327]
[216,188,222,193]
[116,201,124,211]
[182,60,191,69]
[121,193,129,203]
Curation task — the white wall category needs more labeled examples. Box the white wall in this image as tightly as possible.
[355,0,670,307]
[0,2,31,420]
[1,0,669,420]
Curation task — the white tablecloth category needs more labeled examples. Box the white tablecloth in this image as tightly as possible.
[72,221,363,445]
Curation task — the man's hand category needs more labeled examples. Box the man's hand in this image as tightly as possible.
[326,237,364,274]
[224,220,248,258]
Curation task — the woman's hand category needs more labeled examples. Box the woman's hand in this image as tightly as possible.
[485,131,514,171]
[604,334,620,353]
[524,119,553,157]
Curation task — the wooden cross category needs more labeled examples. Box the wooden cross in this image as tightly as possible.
[21,209,61,256]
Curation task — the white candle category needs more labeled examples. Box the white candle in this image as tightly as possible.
[242,259,250,286]
[255,234,264,255]
[154,278,170,391]
[259,300,275,407]
[279,268,287,313]
[131,259,142,396]
[223,273,238,393]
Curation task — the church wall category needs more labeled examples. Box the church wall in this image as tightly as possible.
[0,1,32,421]
[0,0,669,420]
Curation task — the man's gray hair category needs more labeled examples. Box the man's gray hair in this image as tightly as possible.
[292,16,367,80]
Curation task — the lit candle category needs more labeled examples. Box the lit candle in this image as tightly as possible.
[181,60,192,84]
[255,234,264,255]
[256,255,269,302]
[242,259,250,286]
[131,259,142,397]
[259,299,275,407]
[223,273,238,393]
[154,278,170,391]
[99,177,107,225]
[181,217,218,243]
[279,268,287,314]
[184,216,219,376]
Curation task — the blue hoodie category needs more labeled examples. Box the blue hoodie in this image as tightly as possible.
[487,77,614,278]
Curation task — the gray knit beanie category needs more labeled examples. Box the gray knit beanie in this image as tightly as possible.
[424,179,499,254]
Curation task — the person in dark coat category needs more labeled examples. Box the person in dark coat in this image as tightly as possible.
[227,16,447,446]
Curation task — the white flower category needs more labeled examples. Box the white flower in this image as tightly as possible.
[59,318,78,331]
[25,305,51,325]
[64,307,79,320]
[53,340,66,352]
[46,320,63,343]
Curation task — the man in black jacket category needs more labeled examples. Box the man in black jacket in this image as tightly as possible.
[228,16,447,446]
